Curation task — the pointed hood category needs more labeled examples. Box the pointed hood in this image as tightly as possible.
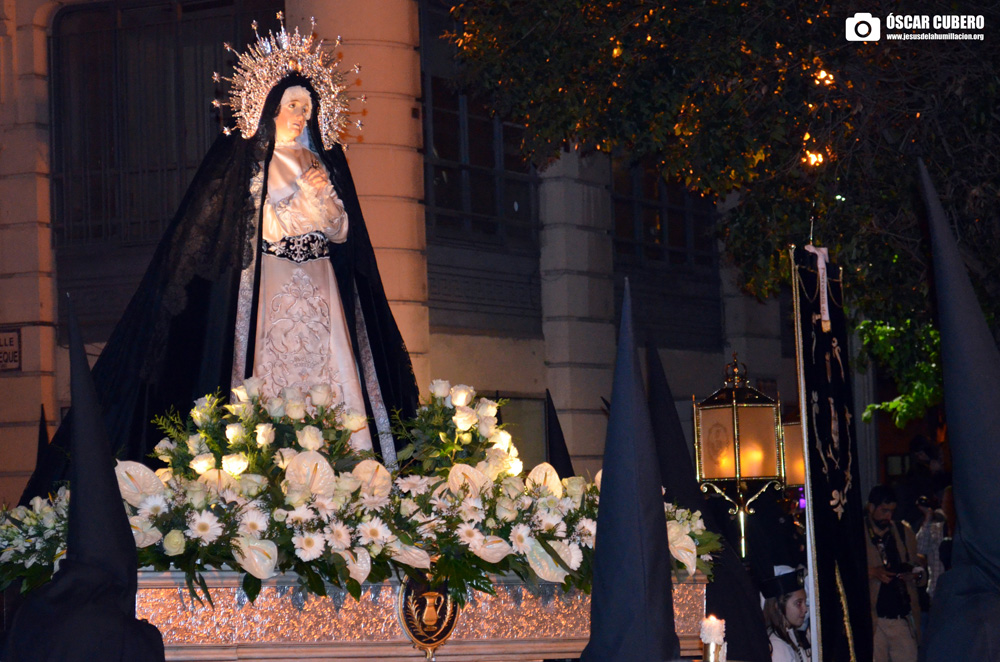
[18,405,56,506]
[920,159,1000,578]
[920,160,1000,660]
[544,390,575,479]
[646,346,772,662]
[581,280,680,661]
[65,297,139,609]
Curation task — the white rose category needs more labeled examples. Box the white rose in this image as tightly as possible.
[255,423,275,448]
[475,398,498,418]
[225,423,245,445]
[242,376,264,398]
[222,453,249,476]
[477,415,498,438]
[163,529,186,556]
[239,473,267,497]
[155,467,174,485]
[264,397,286,418]
[309,384,333,408]
[452,406,478,432]
[495,496,518,522]
[339,409,369,432]
[429,379,451,398]
[154,438,176,462]
[274,447,299,470]
[296,425,325,451]
[501,475,525,499]
[230,385,249,403]
[489,429,512,453]
[285,399,307,421]
[190,396,214,428]
[400,498,419,517]
[449,384,476,408]
[185,481,209,509]
[189,453,217,476]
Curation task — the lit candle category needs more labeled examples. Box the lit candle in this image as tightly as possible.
[701,615,725,645]
[740,442,765,477]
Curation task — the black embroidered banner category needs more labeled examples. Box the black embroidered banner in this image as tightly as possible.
[790,246,872,662]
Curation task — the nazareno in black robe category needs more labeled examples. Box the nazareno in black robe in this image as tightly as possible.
[21,74,419,503]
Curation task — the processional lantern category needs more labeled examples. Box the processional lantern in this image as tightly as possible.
[693,353,784,557]
[781,422,807,488]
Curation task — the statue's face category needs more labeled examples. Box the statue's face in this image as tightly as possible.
[274,86,313,143]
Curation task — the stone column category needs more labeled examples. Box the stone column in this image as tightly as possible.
[289,0,429,394]
[538,152,616,480]
[0,0,59,505]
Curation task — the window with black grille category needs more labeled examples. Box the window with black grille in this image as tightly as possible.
[418,0,542,337]
[611,157,723,351]
[50,0,282,342]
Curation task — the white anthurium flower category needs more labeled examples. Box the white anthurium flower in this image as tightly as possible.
[296,425,325,451]
[284,450,336,497]
[594,469,603,491]
[352,459,392,498]
[198,469,238,494]
[667,519,699,577]
[429,379,451,398]
[115,460,164,507]
[524,537,569,584]
[338,547,372,584]
[449,384,476,408]
[388,541,432,569]
[526,462,564,498]
[222,453,249,477]
[233,535,278,580]
[129,516,163,548]
[447,463,489,496]
[309,383,333,408]
[473,535,515,563]
[452,406,478,432]
[189,453,217,476]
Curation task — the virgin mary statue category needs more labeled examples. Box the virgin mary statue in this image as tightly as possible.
[22,20,418,502]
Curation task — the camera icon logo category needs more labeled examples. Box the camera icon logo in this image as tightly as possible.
[846,12,881,41]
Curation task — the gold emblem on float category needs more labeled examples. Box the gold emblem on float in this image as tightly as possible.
[397,578,459,660]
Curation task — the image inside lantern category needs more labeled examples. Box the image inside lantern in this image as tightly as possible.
[736,406,779,478]
[699,408,736,479]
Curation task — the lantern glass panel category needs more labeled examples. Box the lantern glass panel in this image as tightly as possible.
[700,408,736,479]
[784,422,806,486]
[736,407,779,478]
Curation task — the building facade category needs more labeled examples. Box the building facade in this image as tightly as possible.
[0,0,878,505]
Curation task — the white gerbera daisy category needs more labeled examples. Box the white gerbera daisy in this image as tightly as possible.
[552,540,583,571]
[186,510,223,544]
[575,517,597,548]
[458,497,485,524]
[509,523,532,555]
[456,522,484,550]
[535,511,567,537]
[360,493,390,512]
[292,532,325,561]
[326,521,352,550]
[238,509,269,538]
[312,495,340,520]
[286,505,316,527]
[138,494,169,519]
[357,516,393,546]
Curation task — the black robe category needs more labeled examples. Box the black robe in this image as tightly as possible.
[22,75,418,503]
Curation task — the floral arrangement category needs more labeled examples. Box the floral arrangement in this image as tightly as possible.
[0,379,720,605]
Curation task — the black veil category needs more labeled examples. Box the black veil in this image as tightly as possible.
[22,74,418,503]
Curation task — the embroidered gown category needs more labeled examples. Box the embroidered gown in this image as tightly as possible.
[253,140,372,450]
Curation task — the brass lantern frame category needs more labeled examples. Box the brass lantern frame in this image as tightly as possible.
[692,354,786,557]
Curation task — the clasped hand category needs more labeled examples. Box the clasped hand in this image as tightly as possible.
[299,166,329,193]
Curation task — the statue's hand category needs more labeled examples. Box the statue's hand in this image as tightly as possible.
[299,167,329,193]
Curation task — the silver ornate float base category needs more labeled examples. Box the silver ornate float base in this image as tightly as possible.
[136,571,707,661]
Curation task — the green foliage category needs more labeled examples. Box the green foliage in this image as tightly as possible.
[449,0,1000,424]
[858,319,942,427]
